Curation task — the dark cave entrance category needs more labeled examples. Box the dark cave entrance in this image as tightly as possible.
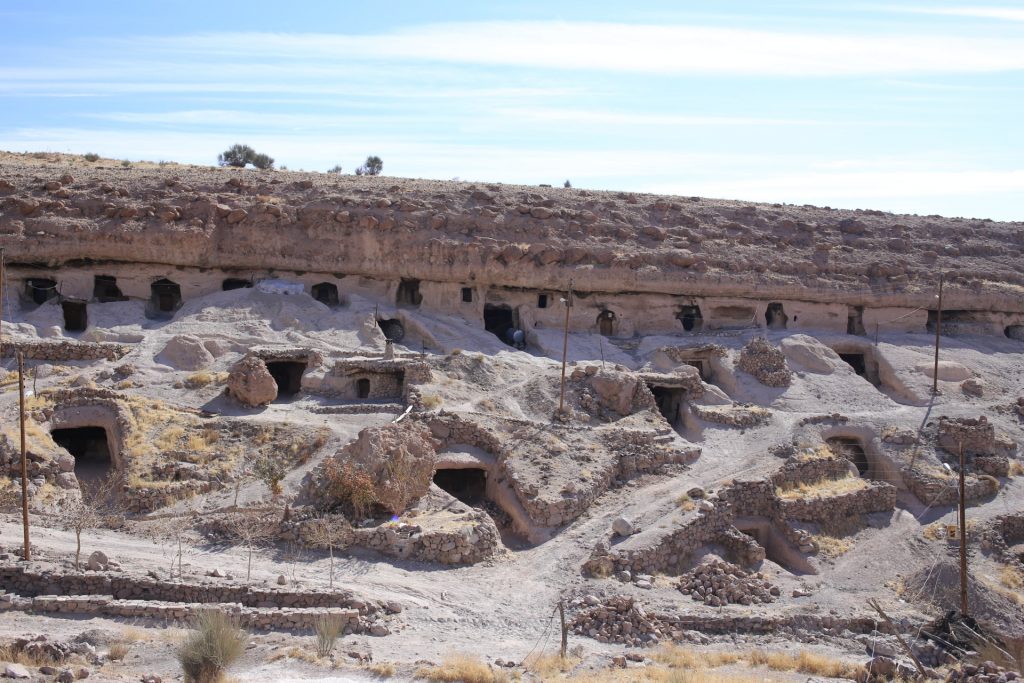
[1006,325,1024,342]
[266,361,306,398]
[93,275,125,302]
[597,310,616,336]
[847,306,866,336]
[826,436,869,477]
[377,318,405,342]
[222,278,252,291]
[484,304,517,345]
[677,305,703,332]
[150,278,182,314]
[356,378,371,399]
[461,287,473,303]
[51,426,112,483]
[312,282,340,306]
[433,468,487,506]
[838,353,867,377]
[537,293,549,309]
[62,300,88,332]
[648,384,685,426]
[396,278,422,307]
[765,302,788,330]
[25,278,58,305]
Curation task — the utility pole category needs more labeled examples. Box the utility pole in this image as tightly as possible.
[932,274,944,396]
[558,599,568,660]
[558,279,573,417]
[18,351,30,561]
[958,440,968,618]
[0,247,5,359]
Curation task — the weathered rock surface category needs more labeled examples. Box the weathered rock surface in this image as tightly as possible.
[227,355,278,407]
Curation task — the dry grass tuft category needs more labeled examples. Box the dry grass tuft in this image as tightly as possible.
[178,610,247,683]
[367,661,397,677]
[0,643,58,667]
[313,613,343,658]
[108,641,130,661]
[748,649,864,679]
[676,494,696,512]
[421,393,443,409]
[416,654,512,683]
[776,474,868,500]
[815,534,854,558]
[524,653,579,677]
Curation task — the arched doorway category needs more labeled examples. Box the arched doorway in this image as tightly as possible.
[765,303,788,330]
[150,278,182,313]
[597,310,616,336]
[356,378,371,399]
[312,282,339,306]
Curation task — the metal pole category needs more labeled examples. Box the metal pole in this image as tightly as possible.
[558,280,573,417]
[932,274,944,396]
[18,352,30,561]
[958,441,968,617]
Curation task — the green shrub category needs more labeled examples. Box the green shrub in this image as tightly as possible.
[355,155,382,176]
[178,610,246,683]
[217,144,274,170]
[83,152,100,162]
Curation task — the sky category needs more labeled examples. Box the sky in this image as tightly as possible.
[1,1,1022,220]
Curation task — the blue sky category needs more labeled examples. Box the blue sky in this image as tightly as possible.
[1,1,1022,219]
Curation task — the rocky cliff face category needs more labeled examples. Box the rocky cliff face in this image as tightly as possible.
[1,152,1022,311]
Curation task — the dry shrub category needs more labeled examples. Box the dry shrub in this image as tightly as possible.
[185,372,229,389]
[815,534,853,558]
[368,662,397,677]
[0,642,58,667]
[676,494,696,512]
[322,459,379,519]
[108,641,130,661]
[1008,461,1024,477]
[748,649,863,679]
[313,613,343,658]
[178,610,247,683]
[416,654,510,683]
[421,393,443,409]
[525,653,579,677]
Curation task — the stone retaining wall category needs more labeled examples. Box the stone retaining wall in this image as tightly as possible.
[779,482,897,523]
[900,467,998,506]
[0,339,131,361]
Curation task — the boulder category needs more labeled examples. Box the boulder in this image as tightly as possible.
[915,360,972,382]
[612,517,634,537]
[3,664,29,679]
[87,551,108,571]
[158,335,214,371]
[961,378,984,397]
[228,356,278,407]
[780,335,841,374]
[56,454,76,473]
[55,472,78,490]
[590,370,641,416]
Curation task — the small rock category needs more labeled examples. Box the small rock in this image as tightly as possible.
[87,551,109,571]
[611,655,626,668]
[276,575,287,585]
[57,671,75,683]
[208,568,225,578]
[612,517,634,537]
[687,487,705,499]
[635,579,653,589]
[369,624,389,637]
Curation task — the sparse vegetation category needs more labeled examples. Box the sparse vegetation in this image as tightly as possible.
[217,143,274,170]
[108,641,130,661]
[313,613,343,658]
[55,472,124,570]
[328,164,343,173]
[676,493,696,511]
[421,392,443,409]
[321,459,380,519]
[356,155,383,176]
[775,474,867,500]
[305,515,351,588]
[416,654,510,683]
[178,610,247,683]
[84,152,100,162]
[252,453,287,496]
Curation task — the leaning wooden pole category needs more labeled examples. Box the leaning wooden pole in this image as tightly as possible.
[932,274,944,396]
[558,280,573,417]
[18,351,30,561]
[958,441,969,617]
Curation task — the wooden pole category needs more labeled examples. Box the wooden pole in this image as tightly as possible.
[932,274,944,396]
[558,600,568,660]
[558,280,573,417]
[867,599,927,678]
[0,247,5,359]
[958,440,969,618]
[18,351,30,561]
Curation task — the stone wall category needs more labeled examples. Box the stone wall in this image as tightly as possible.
[778,482,897,523]
[900,467,998,506]
[0,339,131,361]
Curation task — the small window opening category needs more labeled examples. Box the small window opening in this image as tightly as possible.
[677,305,703,332]
[150,278,182,313]
[648,384,685,427]
[93,275,125,302]
[461,287,473,303]
[396,278,422,307]
[265,360,306,398]
[356,378,371,399]
[847,306,866,336]
[222,278,252,291]
[765,303,787,330]
[433,468,487,506]
[312,282,340,306]
[62,300,88,332]
[537,293,549,309]
[377,319,405,342]
[685,360,709,381]
[838,353,867,377]
[1005,325,1023,342]
[597,310,616,336]
[826,436,869,477]
[484,304,521,347]
[25,278,58,305]
[51,426,112,484]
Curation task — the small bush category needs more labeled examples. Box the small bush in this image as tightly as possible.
[178,610,247,683]
[355,155,383,176]
[313,613,343,658]
[84,152,100,162]
[218,144,274,170]
[108,641,130,661]
[416,654,505,683]
[321,459,379,518]
[120,159,132,168]
[327,164,343,173]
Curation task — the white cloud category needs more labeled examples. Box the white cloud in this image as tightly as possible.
[136,23,1024,76]
[880,6,1024,22]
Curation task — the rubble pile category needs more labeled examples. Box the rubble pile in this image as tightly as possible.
[571,595,671,647]
[678,559,780,606]
[736,337,792,388]
[944,660,1019,683]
